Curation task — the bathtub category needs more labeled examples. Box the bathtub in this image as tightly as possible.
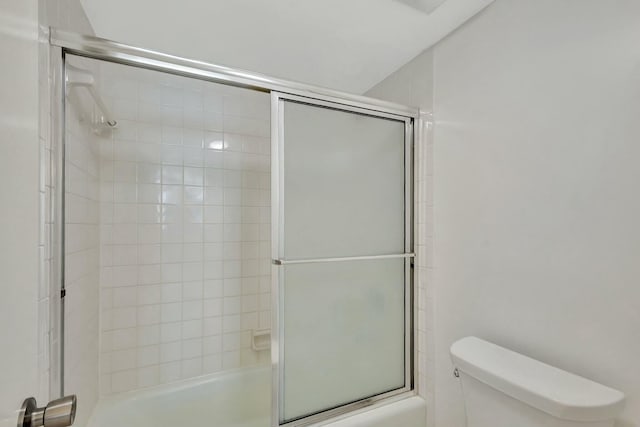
[88,366,426,427]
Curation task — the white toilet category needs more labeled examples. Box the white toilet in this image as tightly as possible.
[450,337,625,427]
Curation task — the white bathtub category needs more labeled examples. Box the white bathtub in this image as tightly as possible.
[88,366,426,427]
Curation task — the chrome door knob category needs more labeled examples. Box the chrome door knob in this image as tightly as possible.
[17,395,77,427]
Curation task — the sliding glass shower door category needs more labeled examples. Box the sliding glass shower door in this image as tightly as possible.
[271,93,413,426]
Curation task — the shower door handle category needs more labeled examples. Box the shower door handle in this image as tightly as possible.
[17,395,77,427]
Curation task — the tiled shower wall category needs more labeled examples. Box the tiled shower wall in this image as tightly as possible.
[96,62,271,394]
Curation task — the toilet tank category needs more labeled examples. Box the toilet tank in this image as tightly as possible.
[450,337,625,427]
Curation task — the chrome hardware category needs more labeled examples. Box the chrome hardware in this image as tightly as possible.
[50,29,419,119]
[271,253,415,266]
[17,395,77,427]
[453,367,460,378]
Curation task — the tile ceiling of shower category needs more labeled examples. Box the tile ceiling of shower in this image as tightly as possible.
[80,0,493,94]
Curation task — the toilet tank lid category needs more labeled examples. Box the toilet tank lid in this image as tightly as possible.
[450,337,625,422]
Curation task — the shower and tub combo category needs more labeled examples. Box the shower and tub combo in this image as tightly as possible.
[48,29,425,427]
[41,26,626,427]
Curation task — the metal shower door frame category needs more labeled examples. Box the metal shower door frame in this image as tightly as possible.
[270,92,416,427]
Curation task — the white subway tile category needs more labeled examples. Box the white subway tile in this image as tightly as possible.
[137,345,160,367]
[183,147,204,167]
[161,263,182,282]
[160,341,181,363]
[204,243,223,260]
[222,314,241,333]
[181,358,202,378]
[161,302,182,323]
[183,108,204,130]
[182,320,203,339]
[138,264,161,284]
[137,325,160,346]
[161,126,182,145]
[136,143,162,164]
[111,349,136,372]
[184,187,204,204]
[223,242,241,260]
[137,304,161,326]
[184,167,203,186]
[204,149,224,168]
[182,300,203,320]
[161,105,182,127]
[161,283,182,303]
[138,244,161,264]
[161,206,182,224]
[203,317,222,336]
[181,243,202,263]
[159,362,181,383]
[204,261,223,279]
[183,281,203,300]
[113,287,137,308]
[112,328,137,350]
[204,280,223,299]
[203,298,223,318]
[205,169,224,187]
[223,279,242,297]
[203,354,222,373]
[160,322,182,343]
[111,370,137,393]
[182,338,203,359]
[204,113,223,131]
[137,365,160,388]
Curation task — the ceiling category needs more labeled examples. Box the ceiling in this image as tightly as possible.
[80,0,493,94]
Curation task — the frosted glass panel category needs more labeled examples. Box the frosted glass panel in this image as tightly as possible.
[282,101,406,259]
[280,259,406,422]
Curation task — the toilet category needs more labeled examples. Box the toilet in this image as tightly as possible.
[450,337,625,427]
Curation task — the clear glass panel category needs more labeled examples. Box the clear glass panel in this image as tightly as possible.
[280,258,406,423]
[63,54,272,427]
[282,101,406,260]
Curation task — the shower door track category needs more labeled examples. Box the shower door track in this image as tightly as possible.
[49,27,422,427]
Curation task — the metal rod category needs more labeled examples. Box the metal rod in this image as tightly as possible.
[272,253,415,265]
[55,47,67,398]
[49,29,419,119]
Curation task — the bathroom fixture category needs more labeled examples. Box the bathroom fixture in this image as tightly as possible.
[65,64,117,127]
[252,329,270,351]
[17,395,77,427]
[86,367,426,427]
[451,337,625,427]
[47,29,420,427]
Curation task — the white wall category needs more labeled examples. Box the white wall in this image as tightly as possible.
[0,1,40,426]
[433,1,640,426]
[39,2,100,423]
[366,51,433,110]
[0,1,96,425]
[367,1,640,427]
[79,0,493,94]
